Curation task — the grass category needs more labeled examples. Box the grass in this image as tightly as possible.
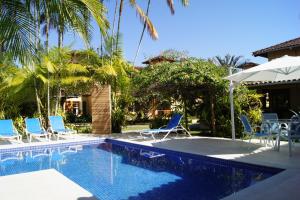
[122,124,150,132]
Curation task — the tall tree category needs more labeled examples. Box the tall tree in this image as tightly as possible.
[213,54,245,68]
[0,0,36,63]
[0,0,109,63]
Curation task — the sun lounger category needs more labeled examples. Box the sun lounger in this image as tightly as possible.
[25,118,50,142]
[48,116,76,140]
[0,119,22,143]
[140,113,191,140]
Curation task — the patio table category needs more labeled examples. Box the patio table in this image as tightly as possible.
[262,119,290,151]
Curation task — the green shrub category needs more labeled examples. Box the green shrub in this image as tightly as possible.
[149,117,169,129]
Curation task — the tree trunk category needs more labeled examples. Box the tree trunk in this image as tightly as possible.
[34,1,42,117]
[34,78,41,117]
[36,0,41,49]
[111,0,119,56]
[56,17,64,114]
[209,89,216,135]
[45,10,50,52]
[115,0,124,52]
[45,7,50,116]
[133,0,151,65]
[183,99,188,129]
[55,85,61,115]
[58,29,63,48]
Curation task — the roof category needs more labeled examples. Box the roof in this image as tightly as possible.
[142,56,176,65]
[238,62,258,70]
[245,79,300,87]
[134,66,144,71]
[253,37,300,58]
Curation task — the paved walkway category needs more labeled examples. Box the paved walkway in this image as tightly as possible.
[0,169,97,200]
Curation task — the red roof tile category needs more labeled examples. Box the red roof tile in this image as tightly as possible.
[253,37,300,58]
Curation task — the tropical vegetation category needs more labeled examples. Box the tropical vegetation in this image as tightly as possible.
[0,1,262,138]
[132,51,262,138]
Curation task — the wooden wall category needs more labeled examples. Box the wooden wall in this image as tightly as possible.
[91,85,111,134]
[268,47,300,60]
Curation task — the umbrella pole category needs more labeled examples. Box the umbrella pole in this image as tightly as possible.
[229,67,235,140]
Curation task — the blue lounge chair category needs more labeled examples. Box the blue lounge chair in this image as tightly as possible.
[0,119,22,142]
[288,115,300,156]
[48,116,76,139]
[140,113,191,140]
[25,118,50,142]
[240,115,269,145]
[48,116,76,140]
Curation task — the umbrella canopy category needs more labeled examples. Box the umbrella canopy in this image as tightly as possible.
[225,55,300,83]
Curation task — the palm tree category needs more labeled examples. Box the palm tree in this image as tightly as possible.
[0,0,109,63]
[40,0,109,115]
[0,0,36,63]
[45,47,90,114]
[213,54,245,68]
[0,62,48,117]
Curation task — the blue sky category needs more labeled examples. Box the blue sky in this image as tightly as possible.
[50,0,300,66]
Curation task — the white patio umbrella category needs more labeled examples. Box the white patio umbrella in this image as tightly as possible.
[226,55,300,83]
[225,55,300,139]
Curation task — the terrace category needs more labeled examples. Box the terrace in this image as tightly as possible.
[1,0,300,200]
[0,134,299,200]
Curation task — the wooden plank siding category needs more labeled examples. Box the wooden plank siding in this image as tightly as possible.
[268,47,300,60]
[91,85,112,134]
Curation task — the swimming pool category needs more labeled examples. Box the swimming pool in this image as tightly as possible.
[0,139,283,200]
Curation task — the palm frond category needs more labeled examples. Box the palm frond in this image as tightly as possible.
[167,0,175,15]
[0,0,36,63]
[181,0,189,6]
[134,4,158,40]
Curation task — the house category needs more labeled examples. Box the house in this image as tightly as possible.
[140,56,178,118]
[251,37,300,118]
[60,51,112,134]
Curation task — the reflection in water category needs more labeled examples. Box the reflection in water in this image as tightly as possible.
[0,151,23,170]
[0,145,83,174]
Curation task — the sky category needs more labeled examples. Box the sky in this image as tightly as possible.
[49,0,300,66]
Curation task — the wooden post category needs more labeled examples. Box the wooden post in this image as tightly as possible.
[210,89,216,136]
[91,85,112,134]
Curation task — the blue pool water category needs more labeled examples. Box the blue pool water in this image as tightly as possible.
[0,139,283,200]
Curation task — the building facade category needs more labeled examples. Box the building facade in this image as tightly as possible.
[252,37,300,118]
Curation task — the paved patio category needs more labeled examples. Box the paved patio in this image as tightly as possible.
[0,134,299,200]
[0,169,97,200]
[110,133,300,200]
[0,134,104,150]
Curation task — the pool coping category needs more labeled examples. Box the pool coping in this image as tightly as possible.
[106,138,300,200]
[0,137,105,153]
[0,137,285,173]
[106,138,284,174]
